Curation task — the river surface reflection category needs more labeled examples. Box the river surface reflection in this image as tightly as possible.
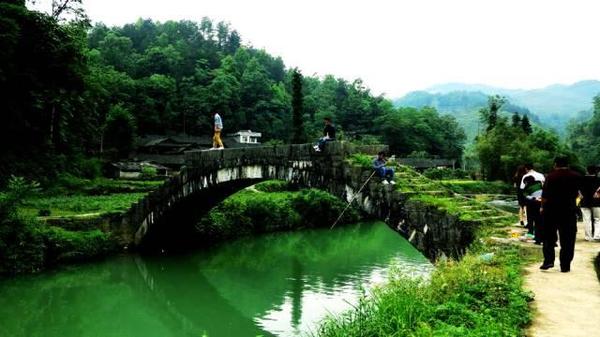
[0,222,432,337]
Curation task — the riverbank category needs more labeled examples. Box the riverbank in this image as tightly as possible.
[0,177,163,276]
[0,177,360,276]
[317,157,540,336]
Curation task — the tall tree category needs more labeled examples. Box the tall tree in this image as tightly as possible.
[291,69,306,143]
[511,112,522,128]
[521,115,533,134]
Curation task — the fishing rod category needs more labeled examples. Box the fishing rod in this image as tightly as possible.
[330,170,377,230]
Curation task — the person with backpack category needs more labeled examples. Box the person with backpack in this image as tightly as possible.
[523,175,543,244]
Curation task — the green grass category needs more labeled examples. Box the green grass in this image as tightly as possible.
[317,156,529,336]
[197,186,360,243]
[440,180,513,195]
[316,237,535,337]
[20,193,147,217]
[46,175,164,196]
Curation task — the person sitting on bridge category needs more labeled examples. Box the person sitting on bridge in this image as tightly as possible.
[313,117,336,152]
[373,151,396,185]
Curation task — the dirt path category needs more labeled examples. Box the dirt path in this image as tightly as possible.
[524,223,600,337]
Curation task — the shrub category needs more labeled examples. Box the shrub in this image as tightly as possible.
[43,227,114,264]
[291,189,359,227]
[346,153,374,170]
[254,180,291,192]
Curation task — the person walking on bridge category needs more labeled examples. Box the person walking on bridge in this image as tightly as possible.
[212,112,224,150]
[540,156,582,272]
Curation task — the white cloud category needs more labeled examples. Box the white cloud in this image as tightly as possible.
[30,0,600,97]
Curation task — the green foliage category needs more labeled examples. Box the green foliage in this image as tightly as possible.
[395,91,538,142]
[254,180,290,193]
[197,186,359,242]
[346,154,375,170]
[568,95,600,166]
[291,68,306,143]
[423,168,470,180]
[377,106,466,160]
[292,189,359,227]
[440,180,513,195]
[46,175,162,196]
[476,117,576,181]
[43,227,113,264]
[104,104,136,158]
[20,193,146,217]
[317,247,532,337]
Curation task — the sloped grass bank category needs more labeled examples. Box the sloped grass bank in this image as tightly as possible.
[317,239,535,337]
[321,157,533,336]
[197,181,359,242]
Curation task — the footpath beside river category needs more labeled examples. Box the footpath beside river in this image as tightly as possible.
[525,224,600,337]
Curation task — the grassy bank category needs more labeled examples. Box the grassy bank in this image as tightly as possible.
[1,176,158,276]
[197,181,360,242]
[322,156,535,336]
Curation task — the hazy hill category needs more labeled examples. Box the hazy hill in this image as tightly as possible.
[393,90,538,141]
[395,80,600,137]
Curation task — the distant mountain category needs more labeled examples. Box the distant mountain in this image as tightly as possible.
[395,80,600,137]
[393,90,538,141]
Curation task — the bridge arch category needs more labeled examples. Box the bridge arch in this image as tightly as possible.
[111,143,385,250]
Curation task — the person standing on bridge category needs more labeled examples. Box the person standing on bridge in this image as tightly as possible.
[313,117,336,152]
[540,156,582,272]
[212,112,224,150]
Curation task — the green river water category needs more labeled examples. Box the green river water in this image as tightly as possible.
[0,222,431,337]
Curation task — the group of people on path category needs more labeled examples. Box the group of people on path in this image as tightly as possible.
[514,158,600,273]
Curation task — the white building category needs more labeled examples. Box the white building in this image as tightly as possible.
[230,130,262,144]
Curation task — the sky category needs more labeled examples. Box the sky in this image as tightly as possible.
[31,0,600,97]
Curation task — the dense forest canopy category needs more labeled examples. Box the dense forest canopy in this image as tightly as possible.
[1,1,467,184]
[10,0,598,185]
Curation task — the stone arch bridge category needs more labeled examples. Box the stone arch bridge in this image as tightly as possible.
[112,143,383,248]
[111,142,480,259]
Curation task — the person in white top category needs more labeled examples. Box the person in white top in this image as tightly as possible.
[520,163,545,189]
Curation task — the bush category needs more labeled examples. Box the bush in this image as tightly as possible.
[292,189,359,227]
[346,154,374,170]
[197,189,360,242]
[254,180,291,192]
[43,227,114,264]
[423,168,470,180]
[317,247,532,337]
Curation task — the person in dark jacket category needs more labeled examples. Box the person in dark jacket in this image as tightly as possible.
[580,165,600,241]
[523,175,543,244]
[540,156,582,272]
[313,117,336,152]
[373,151,395,185]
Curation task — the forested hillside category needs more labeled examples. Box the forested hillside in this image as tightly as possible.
[400,80,600,134]
[0,1,466,184]
[394,91,538,141]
